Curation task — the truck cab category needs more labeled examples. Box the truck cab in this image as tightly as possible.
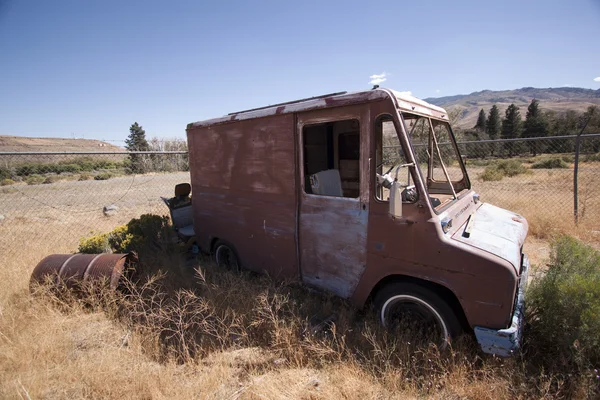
[186,88,529,356]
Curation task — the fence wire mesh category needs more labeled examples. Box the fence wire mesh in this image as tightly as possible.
[383,133,600,238]
[0,152,190,263]
[1,137,599,264]
[456,135,600,230]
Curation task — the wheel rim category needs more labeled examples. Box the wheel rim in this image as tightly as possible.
[215,245,239,270]
[381,295,449,347]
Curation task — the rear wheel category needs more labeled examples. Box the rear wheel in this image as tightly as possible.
[213,240,240,271]
[374,282,462,348]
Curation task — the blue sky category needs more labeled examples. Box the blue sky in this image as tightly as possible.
[1,0,599,141]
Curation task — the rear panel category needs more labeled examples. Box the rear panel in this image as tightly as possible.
[187,114,298,279]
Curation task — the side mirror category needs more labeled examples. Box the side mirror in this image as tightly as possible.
[388,180,403,219]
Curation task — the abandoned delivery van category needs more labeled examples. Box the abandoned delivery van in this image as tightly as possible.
[186,88,529,356]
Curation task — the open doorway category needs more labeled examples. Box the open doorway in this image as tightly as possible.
[302,119,360,198]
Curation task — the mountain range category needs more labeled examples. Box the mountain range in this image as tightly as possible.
[424,87,600,129]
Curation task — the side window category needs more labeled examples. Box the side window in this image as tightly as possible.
[303,119,360,198]
[375,115,416,202]
[431,120,465,183]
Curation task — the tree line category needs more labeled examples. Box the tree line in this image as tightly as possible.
[464,101,599,157]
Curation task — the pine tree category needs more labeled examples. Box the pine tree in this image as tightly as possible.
[125,122,149,151]
[523,99,548,155]
[125,122,150,173]
[474,109,486,131]
[501,104,522,156]
[501,104,522,139]
[486,105,501,140]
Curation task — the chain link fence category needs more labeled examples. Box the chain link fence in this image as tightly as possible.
[0,151,190,263]
[456,134,600,227]
[387,133,600,238]
[1,136,599,264]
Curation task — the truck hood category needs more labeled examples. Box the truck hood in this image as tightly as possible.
[452,203,528,273]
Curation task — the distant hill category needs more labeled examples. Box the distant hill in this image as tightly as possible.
[0,136,123,153]
[424,87,600,129]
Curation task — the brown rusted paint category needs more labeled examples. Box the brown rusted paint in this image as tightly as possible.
[186,88,525,333]
[31,253,132,291]
[59,253,99,288]
[83,253,129,289]
[188,113,298,280]
[30,254,74,285]
[296,105,370,298]
[188,90,390,129]
[348,99,518,329]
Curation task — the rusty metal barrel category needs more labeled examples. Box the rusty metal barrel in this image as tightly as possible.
[30,253,136,291]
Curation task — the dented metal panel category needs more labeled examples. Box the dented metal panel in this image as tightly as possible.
[452,203,528,271]
[299,196,368,298]
[297,105,370,298]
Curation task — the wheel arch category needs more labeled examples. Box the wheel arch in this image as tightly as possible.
[368,274,471,332]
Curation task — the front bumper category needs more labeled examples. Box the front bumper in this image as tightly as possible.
[474,254,530,357]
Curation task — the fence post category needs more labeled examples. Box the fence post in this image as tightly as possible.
[573,115,593,225]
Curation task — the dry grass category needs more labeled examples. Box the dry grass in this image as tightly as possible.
[1,236,597,399]
[470,163,600,247]
[1,169,600,399]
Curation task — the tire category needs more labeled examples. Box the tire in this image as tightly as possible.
[213,240,240,271]
[374,282,462,348]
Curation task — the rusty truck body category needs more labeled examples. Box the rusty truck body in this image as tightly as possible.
[186,88,529,356]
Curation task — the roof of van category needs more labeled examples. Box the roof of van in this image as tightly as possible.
[187,88,448,129]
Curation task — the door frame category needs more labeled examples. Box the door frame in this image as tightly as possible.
[295,104,371,298]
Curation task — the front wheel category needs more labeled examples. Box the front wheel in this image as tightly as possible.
[374,282,462,348]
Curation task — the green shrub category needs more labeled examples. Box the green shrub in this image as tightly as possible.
[0,166,10,180]
[94,172,113,181]
[79,215,170,256]
[0,178,15,186]
[16,163,40,176]
[11,158,126,178]
[495,159,528,176]
[479,159,528,181]
[78,232,112,254]
[480,167,504,181]
[531,158,569,169]
[25,175,45,185]
[58,163,82,173]
[527,236,600,368]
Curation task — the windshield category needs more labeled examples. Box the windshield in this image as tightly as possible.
[401,112,470,209]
